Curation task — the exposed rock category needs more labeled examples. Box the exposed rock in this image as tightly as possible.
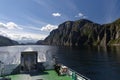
[38,18,120,46]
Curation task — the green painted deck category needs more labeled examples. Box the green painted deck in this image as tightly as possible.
[39,70,72,80]
[4,70,72,80]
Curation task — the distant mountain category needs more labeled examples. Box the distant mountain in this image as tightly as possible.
[0,35,19,46]
[36,40,44,45]
[37,18,120,46]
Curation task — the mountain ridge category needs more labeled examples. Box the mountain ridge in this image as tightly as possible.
[0,35,19,46]
[37,18,120,46]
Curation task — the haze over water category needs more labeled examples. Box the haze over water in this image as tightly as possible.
[0,45,120,80]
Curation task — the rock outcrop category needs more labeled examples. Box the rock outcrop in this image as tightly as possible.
[38,18,120,46]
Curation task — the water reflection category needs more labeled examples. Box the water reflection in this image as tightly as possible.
[54,46,120,80]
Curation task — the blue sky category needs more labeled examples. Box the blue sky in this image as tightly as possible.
[0,0,120,43]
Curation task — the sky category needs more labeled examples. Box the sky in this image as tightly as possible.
[0,0,120,43]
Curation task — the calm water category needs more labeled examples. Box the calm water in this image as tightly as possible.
[0,45,120,80]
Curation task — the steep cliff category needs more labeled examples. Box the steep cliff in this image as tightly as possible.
[39,18,120,46]
[100,18,120,46]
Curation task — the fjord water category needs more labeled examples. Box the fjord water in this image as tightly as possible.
[56,46,120,80]
[0,45,120,80]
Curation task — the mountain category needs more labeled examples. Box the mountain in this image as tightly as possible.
[100,18,120,46]
[0,35,19,46]
[37,18,120,46]
[36,40,44,45]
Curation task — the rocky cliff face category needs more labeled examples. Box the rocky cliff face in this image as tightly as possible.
[100,18,120,46]
[0,36,18,46]
[40,18,120,46]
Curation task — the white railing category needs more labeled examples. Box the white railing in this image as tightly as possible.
[54,56,90,80]
[67,67,90,80]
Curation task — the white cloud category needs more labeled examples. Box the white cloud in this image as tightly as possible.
[75,13,87,18]
[0,29,47,43]
[78,13,84,17]
[0,22,6,29]
[0,21,48,43]
[52,13,61,17]
[0,21,58,43]
[0,30,8,37]
[27,24,58,31]
[10,33,47,41]
[40,24,58,31]
[0,22,22,30]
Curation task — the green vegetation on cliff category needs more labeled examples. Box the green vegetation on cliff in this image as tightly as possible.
[38,18,120,46]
